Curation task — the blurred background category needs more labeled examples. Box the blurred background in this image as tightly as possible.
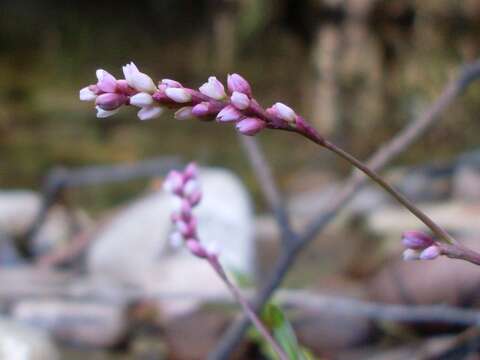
[2,0,480,359]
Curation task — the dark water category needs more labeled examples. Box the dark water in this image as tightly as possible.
[2,0,480,209]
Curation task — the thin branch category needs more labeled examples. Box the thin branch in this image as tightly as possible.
[238,136,298,248]
[210,60,480,360]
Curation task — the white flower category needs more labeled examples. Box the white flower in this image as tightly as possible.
[230,91,250,110]
[199,76,226,100]
[272,102,296,122]
[165,87,192,103]
[130,92,154,107]
[79,87,96,101]
[137,106,163,121]
[122,62,157,93]
[96,106,119,118]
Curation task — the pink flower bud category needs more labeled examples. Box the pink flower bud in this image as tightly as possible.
[403,248,421,261]
[272,102,296,123]
[199,76,226,100]
[161,79,182,88]
[184,163,199,180]
[96,69,117,93]
[174,107,194,121]
[115,79,135,95]
[227,73,252,96]
[137,106,163,121]
[236,117,265,136]
[164,170,184,194]
[230,91,250,110]
[217,105,242,122]
[186,239,208,258]
[130,92,154,107]
[96,93,127,111]
[184,179,200,197]
[79,86,97,101]
[402,231,434,250]
[165,87,192,103]
[191,102,210,117]
[187,190,202,206]
[95,106,119,118]
[122,62,157,93]
[181,199,193,218]
[420,245,441,260]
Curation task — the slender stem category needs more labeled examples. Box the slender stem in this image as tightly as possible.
[317,139,457,245]
[207,256,290,360]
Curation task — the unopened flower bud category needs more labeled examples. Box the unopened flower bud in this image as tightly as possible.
[402,231,434,250]
[137,106,163,121]
[164,170,184,194]
[403,248,421,261]
[130,92,154,107]
[272,102,296,123]
[217,105,242,122]
[191,102,210,117]
[184,179,200,197]
[199,76,226,100]
[227,73,252,96]
[420,245,441,260]
[174,107,194,121]
[187,190,202,206]
[95,106,119,118]
[96,69,117,93]
[236,117,265,136]
[184,163,199,180]
[122,62,157,93]
[231,91,250,110]
[165,87,192,103]
[96,93,127,111]
[79,86,97,101]
[161,79,182,88]
[186,239,208,258]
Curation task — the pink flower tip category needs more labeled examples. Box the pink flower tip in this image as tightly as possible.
[217,105,242,123]
[236,117,265,136]
[95,69,117,93]
[401,231,434,250]
[230,91,250,110]
[272,102,296,123]
[191,102,210,117]
[420,245,441,260]
[199,76,226,100]
[227,73,252,96]
[186,239,208,259]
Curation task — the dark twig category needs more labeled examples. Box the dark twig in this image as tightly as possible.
[210,60,480,359]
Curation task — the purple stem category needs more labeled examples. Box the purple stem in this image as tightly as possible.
[206,255,290,360]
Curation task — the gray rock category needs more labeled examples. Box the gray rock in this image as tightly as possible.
[0,318,59,360]
[12,300,127,348]
[452,165,480,202]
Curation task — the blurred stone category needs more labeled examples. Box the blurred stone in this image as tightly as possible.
[164,309,245,360]
[12,300,127,348]
[452,165,480,202]
[0,190,41,237]
[294,309,372,353]
[392,164,452,202]
[0,318,59,360]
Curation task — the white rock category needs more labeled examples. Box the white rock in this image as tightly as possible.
[0,318,59,360]
[0,191,41,237]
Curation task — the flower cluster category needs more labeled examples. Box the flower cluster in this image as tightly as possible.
[163,163,216,259]
[402,231,441,261]
[80,62,302,136]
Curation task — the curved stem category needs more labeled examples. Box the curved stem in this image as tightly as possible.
[322,140,456,244]
[207,256,290,360]
[296,128,457,245]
